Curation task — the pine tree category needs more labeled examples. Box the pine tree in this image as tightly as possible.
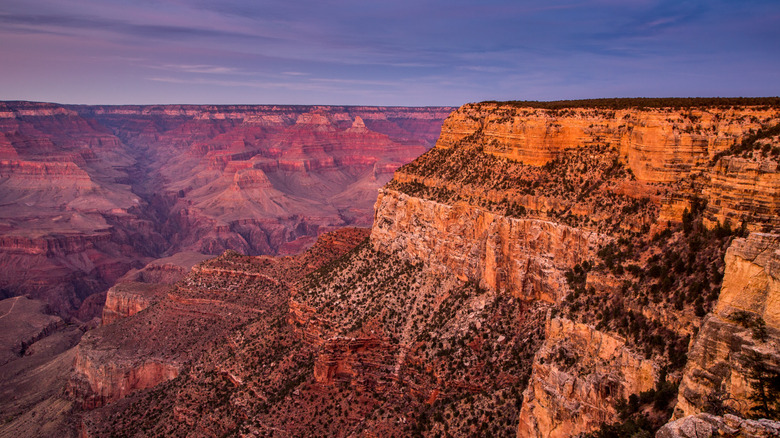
[744,350,780,420]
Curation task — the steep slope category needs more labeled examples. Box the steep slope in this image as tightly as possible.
[0,296,83,438]
[76,229,548,437]
[673,232,779,421]
[399,99,779,437]
[0,102,164,317]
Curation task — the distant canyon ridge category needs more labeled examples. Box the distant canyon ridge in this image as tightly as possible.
[0,102,454,317]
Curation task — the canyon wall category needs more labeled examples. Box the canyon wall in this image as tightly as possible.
[703,156,780,231]
[70,228,371,435]
[371,189,608,303]
[517,317,657,438]
[101,282,167,326]
[0,101,452,317]
[371,100,780,436]
[436,103,779,183]
[101,251,211,325]
[70,350,180,409]
[674,232,780,419]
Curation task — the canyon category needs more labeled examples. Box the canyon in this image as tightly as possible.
[0,102,453,318]
[1,98,779,437]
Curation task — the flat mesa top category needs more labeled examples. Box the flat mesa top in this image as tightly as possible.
[479,97,780,109]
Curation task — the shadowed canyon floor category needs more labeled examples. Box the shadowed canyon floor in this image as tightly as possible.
[1,98,779,437]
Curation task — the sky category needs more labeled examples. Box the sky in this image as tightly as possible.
[0,0,778,106]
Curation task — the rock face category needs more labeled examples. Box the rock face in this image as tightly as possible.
[674,232,780,419]
[657,413,780,438]
[70,352,180,409]
[0,101,453,317]
[371,189,608,303]
[704,156,780,232]
[437,103,780,183]
[377,99,780,436]
[516,317,657,438]
[101,282,168,326]
[312,337,395,387]
[101,251,211,325]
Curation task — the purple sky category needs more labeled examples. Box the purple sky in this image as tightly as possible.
[1,0,778,106]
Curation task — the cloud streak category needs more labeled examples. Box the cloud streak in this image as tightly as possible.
[0,0,778,105]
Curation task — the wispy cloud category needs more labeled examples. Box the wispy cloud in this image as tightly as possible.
[153,64,245,75]
[0,12,276,43]
[1,0,778,105]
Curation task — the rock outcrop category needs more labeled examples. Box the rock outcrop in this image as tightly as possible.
[312,337,396,388]
[101,251,211,325]
[371,189,608,303]
[704,156,780,232]
[101,282,168,326]
[657,413,780,438]
[436,103,780,183]
[517,317,657,438]
[70,351,180,409]
[674,232,780,419]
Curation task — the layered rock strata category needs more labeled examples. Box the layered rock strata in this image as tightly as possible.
[674,232,780,419]
[101,251,211,325]
[516,317,657,437]
[374,99,780,436]
[0,101,452,317]
[68,228,370,412]
[101,282,168,326]
[371,189,608,303]
[436,103,780,183]
[704,157,780,232]
[7,99,780,437]
[657,413,780,438]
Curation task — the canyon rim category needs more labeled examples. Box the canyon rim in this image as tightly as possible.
[1,97,778,437]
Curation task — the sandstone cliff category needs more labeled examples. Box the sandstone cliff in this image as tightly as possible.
[101,251,210,325]
[436,102,779,183]
[517,317,657,438]
[101,282,168,326]
[371,189,609,303]
[703,154,780,232]
[674,232,780,420]
[375,99,780,436]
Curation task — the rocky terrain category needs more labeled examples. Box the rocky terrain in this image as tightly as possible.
[0,102,453,317]
[0,296,83,437]
[1,97,779,437]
